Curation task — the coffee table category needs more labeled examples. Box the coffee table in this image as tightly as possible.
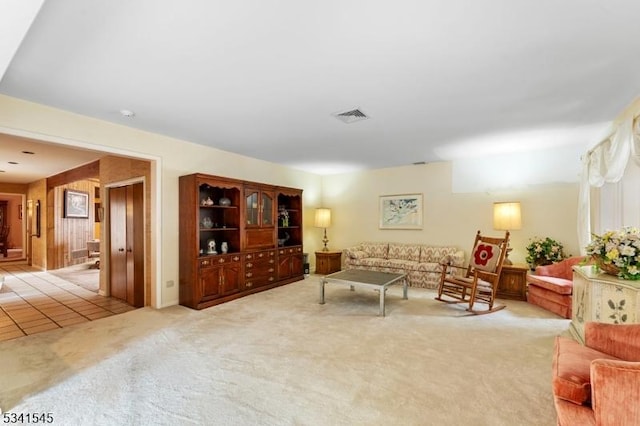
[319,269,408,316]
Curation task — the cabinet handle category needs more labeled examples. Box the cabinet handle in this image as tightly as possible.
[246,262,253,268]
[269,259,274,264]
[218,258,225,263]
[268,268,274,273]
[246,282,253,287]
[246,272,253,278]
[268,277,274,282]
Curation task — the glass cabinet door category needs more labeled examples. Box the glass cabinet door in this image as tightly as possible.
[245,190,259,226]
[262,192,273,226]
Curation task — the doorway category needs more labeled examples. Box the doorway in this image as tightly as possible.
[0,193,26,262]
[109,182,144,307]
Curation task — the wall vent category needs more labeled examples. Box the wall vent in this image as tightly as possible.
[332,108,369,124]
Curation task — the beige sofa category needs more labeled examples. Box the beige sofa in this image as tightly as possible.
[343,242,464,289]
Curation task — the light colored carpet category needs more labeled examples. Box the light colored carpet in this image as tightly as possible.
[48,262,99,292]
[0,277,570,425]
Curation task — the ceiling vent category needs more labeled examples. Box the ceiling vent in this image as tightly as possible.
[332,108,369,124]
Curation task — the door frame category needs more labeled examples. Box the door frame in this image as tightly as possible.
[104,177,147,306]
[0,126,162,308]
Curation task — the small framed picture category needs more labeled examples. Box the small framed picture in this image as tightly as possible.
[379,193,423,229]
[64,189,89,218]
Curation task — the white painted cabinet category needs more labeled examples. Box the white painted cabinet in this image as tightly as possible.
[570,266,640,344]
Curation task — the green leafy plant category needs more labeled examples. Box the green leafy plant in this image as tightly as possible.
[525,237,566,268]
[585,227,640,280]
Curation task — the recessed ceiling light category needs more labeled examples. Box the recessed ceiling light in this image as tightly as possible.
[22,150,35,154]
[0,170,5,173]
[120,109,136,118]
[8,161,18,164]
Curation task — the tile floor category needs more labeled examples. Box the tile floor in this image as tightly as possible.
[0,264,136,342]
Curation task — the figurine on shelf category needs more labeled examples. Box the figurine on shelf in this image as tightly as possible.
[207,239,217,254]
[219,197,231,206]
[202,197,214,206]
[277,232,290,247]
[278,207,290,227]
[221,242,228,254]
[201,217,213,229]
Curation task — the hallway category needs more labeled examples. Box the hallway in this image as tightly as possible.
[0,264,136,342]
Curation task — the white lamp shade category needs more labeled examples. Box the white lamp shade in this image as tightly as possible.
[493,202,522,230]
[314,208,331,228]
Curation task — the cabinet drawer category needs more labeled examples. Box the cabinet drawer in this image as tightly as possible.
[244,275,276,289]
[199,254,240,268]
[278,246,302,255]
[244,250,276,261]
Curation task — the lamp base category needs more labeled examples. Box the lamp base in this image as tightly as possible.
[503,247,513,265]
[321,229,329,251]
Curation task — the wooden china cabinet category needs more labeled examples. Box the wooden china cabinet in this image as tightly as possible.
[179,173,304,309]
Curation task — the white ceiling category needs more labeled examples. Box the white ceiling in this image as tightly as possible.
[2,0,640,180]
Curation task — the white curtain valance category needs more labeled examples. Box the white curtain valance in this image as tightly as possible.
[577,118,634,254]
[634,116,640,165]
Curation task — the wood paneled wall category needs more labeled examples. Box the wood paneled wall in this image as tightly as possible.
[51,180,100,268]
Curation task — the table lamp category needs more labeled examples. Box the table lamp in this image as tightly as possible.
[314,208,331,251]
[493,202,522,265]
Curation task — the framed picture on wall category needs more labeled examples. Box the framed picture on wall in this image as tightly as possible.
[64,189,89,218]
[379,193,423,229]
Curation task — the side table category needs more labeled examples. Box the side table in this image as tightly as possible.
[497,264,528,301]
[315,250,342,275]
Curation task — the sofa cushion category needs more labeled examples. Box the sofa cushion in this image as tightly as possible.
[470,242,501,272]
[355,258,391,269]
[361,242,389,259]
[346,250,368,260]
[527,275,573,295]
[386,258,420,271]
[420,246,456,263]
[388,243,421,262]
[553,336,619,405]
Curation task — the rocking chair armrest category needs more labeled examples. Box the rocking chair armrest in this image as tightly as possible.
[473,269,498,281]
[439,263,467,271]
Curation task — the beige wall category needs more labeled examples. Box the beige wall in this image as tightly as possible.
[322,162,581,265]
[4,93,632,307]
[0,95,324,307]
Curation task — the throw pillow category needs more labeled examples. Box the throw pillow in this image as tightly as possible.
[471,242,500,272]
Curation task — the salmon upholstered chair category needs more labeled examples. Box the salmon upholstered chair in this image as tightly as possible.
[553,322,640,425]
[526,256,586,318]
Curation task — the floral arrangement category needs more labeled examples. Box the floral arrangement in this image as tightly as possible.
[525,237,566,268]
[585,226,640,280]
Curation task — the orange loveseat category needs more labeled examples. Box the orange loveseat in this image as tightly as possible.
[526,256,585,318]
[553,323,640,425]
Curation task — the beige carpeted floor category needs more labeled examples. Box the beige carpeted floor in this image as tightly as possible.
[0,277,570,425]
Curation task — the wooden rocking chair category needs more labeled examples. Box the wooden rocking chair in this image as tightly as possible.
[435,230,510,314]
